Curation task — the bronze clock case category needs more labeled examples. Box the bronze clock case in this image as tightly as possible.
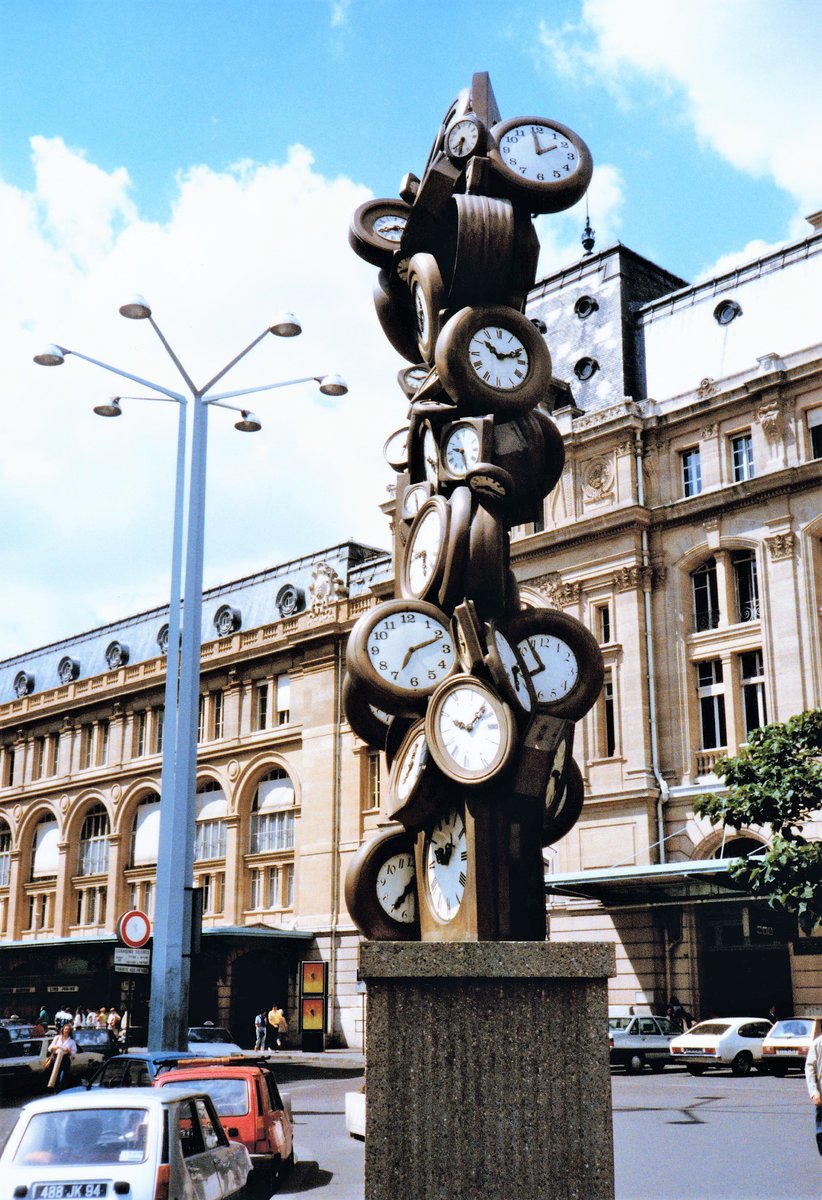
[507,608,604,720]
[349,197,411,268]
[344,825,420,941]
[342,672,391,752]
[487,116,593,215]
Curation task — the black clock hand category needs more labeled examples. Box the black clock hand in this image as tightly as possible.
[400,631,443,669]
[482,338,505,360]
[392,878,416,911]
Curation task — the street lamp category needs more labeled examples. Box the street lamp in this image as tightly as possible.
[34,303,347,1050]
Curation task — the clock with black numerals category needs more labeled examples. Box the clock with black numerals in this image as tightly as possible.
[344,826,420,940]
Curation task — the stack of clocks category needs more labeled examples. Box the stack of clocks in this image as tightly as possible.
[344,73,604,943]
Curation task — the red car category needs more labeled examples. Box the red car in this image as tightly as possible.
[155,1057,294,1185]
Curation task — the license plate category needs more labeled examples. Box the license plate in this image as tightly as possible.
[32,1184,108,1198]
[781,1048,801,1055]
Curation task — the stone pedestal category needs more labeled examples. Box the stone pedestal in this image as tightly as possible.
[360,941,616,1200]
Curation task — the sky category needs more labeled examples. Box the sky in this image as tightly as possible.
[1,0,820,661]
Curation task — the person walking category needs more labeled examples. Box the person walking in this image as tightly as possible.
[267,1004,282,1051]
[47,1023,78,1092]
[805,1027,822,1156]
[254,1010,266,1051]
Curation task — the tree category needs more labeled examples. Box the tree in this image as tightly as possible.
[694,709,822,934]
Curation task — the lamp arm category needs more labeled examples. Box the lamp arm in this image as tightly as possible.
[64,350,185,402]
[148,317,198,396]
[199,329,270,396]
[204,376,320,404]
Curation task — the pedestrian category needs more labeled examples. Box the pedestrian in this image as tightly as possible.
[47,1023,78,1092]
[74,1006,85,1028]
[805,1026,822,1156]
[38,1005,49,1026]
[267,1004,282,1050]
[767,1002,778,1024]
[107,1008,122,1037]
[86,1008,100,1029]
[54,1003,73,1026]
[276,1007,289,1050]
[254,1010,266,1051]
[669,996,692,1031]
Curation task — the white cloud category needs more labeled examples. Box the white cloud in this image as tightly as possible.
[535,162,626,274]
[0,136,401,658]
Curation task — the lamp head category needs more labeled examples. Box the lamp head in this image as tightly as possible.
[268,312,302,338]
[93,397,123,418]
[317,374,348,397]
[235,410,261,433]
[33,344,66,366]
[119,295,152,320]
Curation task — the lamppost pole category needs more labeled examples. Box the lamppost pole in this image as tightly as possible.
[35,304,347,1049]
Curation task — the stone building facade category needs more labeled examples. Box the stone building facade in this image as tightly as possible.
[1,217,820,1045]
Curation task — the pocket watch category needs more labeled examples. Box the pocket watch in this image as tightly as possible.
[382,426,409,473]
[487,116,593,215]
[342,672,392,751]
[444,112,486,165]
[425,673,517,786]
[407,253,447,364]
[349,198,412,267]
[421,801,468,923]
[344,826,420,940]
[483,620,536,716]
[346,598,456,712]
[386,718,449,831]
[435,305,552,416]
[507,608,604,719]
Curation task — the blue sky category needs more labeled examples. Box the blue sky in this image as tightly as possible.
[0,0,820,658]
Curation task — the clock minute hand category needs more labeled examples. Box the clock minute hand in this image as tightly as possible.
[482,338,504,360]
[401,632,443,669]
[392,878,416,911]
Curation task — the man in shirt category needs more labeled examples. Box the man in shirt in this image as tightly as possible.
[805,1029,822,1156]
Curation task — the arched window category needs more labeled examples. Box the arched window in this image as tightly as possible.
[0,821,10,888]
[130,792,161,867]
[78,804,109,876]
[249,770,295,854]
[195,781,227,861]
[691,558,720,631]
[713,835,764,860]
[30,815,59,880]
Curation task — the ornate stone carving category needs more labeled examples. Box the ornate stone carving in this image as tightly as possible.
[697,377,717,399]
[701,423,717,440]
[613,565,654,592]
[581,455,615,504]
[532,572,582,607]
[309,561,348,618]
[616,438,634,457]
[756,398,784,443]
[765,532,795,561]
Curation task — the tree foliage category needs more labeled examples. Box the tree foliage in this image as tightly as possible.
[694,710,822,934]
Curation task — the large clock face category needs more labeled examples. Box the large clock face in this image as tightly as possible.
[375,849,417,925]
[443,423,481,477]
[517,633,579,703]
[425,805,467,921]
[497,121,582,184]
[468,325,530,391]
[427,675,516,784]
[364,608,454,697]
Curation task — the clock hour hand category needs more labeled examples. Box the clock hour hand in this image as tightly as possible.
[466,702,489,732]
[482,338,505,360]
[391,878,416,911]
[400,631,443,669]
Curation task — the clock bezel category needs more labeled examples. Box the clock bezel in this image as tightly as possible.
[487,116,593,215]
[407,252,448,364]
[425,672,518,786]
[349,197,412,268]
[400,494,450,603]
[507,607,604,719]
[346,597,457,712]
[435,304,552,416]
[344,825,420,940]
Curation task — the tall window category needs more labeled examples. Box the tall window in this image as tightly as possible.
[47,733,60,776]
[154,707,164,754]
[681,447,702,498]
[194,781,227,861]
[199,871,224,915]
[78,804,109,876]
[2,747,14,788]
[597,604,612,644]
[249,770,296,853]
[275,675,291,726]
[366,753,380,812]
[255,682,269,731]
[692,558,720,631]
[97,720,110,766]
[740,650,767,737]
[135,711,147,757]
[198,695,206,743]
[79,725,93,770]
[599,671,616,757]
[211,690,224,740]
[33,737,46,780]
[732,550,759,622]
[808,408,822,459]
[131,792,161,867]
[0,821,10,887]
[731,433,754,482]
[697,660,727,749]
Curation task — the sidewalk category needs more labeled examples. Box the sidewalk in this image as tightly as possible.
[260,1047,365,1071]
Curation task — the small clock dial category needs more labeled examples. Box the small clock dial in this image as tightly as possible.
[396,725,428,803]
[383,426,409,472]
[372,212,407,243]
[403,499,446,598]
[518,632,579,703]
[422,424,439,485]
[425,804,467,921]
[445,115,483,162]
[426,674,517,784]
[349,198,412,268]
[443,423,481,477]
[401,482,432,520]
[468,325,529,391]
[375,849,417,924]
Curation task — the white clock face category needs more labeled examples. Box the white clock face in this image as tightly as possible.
[493,630,533,713]
[383,426,409,471]
[517,633,579,703]
[365,610,454,694]
[443,424,480,476]
[446,118,480,158]
[498,123,580,184]
[412,282,430,343]
[422,426,439,483]
[372,212,407,243]
[425,806,467,920]
[397,728,428,802]
[437,682,503,772]
[468,325,530,390]
[402,484,429,520]
[376,850,417,924]
[406,504,444,595]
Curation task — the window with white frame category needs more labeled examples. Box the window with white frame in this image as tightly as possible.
[596,604,612,644]
[135,711,147,757]
[364,753,380,812]
[211,690,224,740]
[255,682,269,731]
[732,550,760,623]
[731,432,754,482]
[0,821,10,887]
[198,695,206,743]
[250,770,296,853]
[33,737,45,780]
[194,781,227,861]
[154,706,164,753]
[129,879,155,919]
[79,725,93,770]
[740,650,767,738]
[681,447,702,498]
[697,659,727,749]
[78,804,109,876]
[131,792,161,867]
[275,675,291,725]
[807,407,822,459]
[47,733,59,776]
[691,558,720,631]
[598,670,616,757]
[96,720,109,766]
[76,885,107,926]
[199,871,224,915]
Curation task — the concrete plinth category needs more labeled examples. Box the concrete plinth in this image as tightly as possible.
[360,941,616,1200]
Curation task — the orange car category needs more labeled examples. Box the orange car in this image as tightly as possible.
[155,1058,294,1185]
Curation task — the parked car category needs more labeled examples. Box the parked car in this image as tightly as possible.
[608,1014,678,1073]
[761,1016,822,1075]
[0,1028,121,1092]
[670,1017,773,1075]
[156,1057,294,1183]
[187,1026,244,1055]
[73,1049,201,1090]
[0,1086,251,1198]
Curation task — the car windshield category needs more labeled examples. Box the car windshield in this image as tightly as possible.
[163,1076,249,1116]
[13,1108,150,1166]
[188,1027,234,1044]
[76,1029,111,1046]
[770,1019,814,1038]
[609,1018,631,1030]
[687,1022,731,1036]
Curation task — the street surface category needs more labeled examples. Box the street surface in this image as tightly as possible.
[1,1065,819,1198]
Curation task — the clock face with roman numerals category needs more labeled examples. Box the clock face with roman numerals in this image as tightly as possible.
[468,325,530,391]
[424,804,467,921]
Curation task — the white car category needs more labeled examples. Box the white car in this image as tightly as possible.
[0,1086,251,1199]
[186,1026,244,1056]
[670,1017,773,1076]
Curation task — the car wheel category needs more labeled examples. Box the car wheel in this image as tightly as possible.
[731,1051,753,1077]
[624,1052,645,1075]
[686,1064,706,1076]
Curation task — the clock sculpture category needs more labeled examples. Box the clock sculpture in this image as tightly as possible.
[344,72,603,942]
